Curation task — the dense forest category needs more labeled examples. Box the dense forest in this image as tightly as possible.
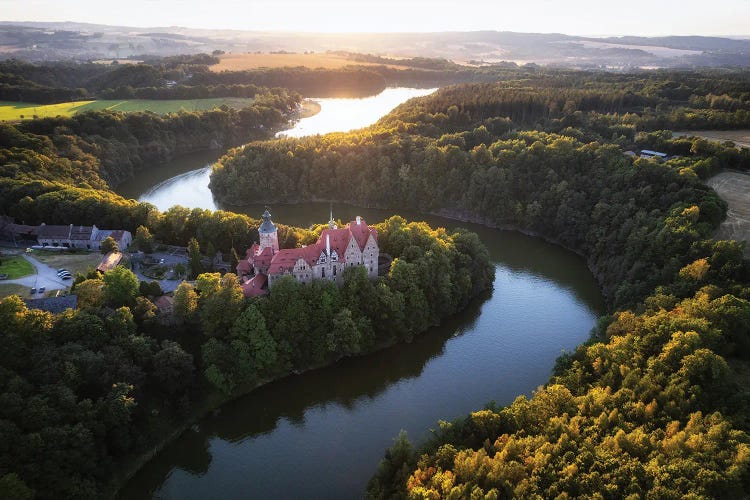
[0,217,493,499]
[208,73,750,496]
[0,55,481,103]
[211,73,750,307]
[3,65,750,497]
[0,88,297,187]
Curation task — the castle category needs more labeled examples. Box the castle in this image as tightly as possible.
[237,209,379,297]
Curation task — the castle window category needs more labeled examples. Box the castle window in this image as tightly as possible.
[333,265,337,277]
[322,268,326,278]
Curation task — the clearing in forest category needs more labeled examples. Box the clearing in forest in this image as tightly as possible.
[706,171,750,256]
[675,130,750,149]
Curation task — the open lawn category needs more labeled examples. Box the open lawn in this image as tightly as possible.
[0,284,29,299]
[675,130,750,149]
[209,52,409,72]
[0,97,256,121]
[0,255,34,279]
[31,251,104,276]
[706,171,750,256]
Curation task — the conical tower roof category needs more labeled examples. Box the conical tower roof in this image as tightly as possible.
[259,208,277,234]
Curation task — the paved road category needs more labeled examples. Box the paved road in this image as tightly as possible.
[2,254,71,297]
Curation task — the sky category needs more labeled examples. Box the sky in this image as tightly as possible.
[2,0,749,37]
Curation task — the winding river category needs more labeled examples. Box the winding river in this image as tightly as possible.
[115,89,605,499]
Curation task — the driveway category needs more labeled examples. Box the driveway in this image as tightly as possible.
[2,254,72,297]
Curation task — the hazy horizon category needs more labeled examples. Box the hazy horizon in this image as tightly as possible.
[3,0,749,38]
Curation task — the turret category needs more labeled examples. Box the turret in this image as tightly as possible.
[258,208,279,254]
[328,205,337,229]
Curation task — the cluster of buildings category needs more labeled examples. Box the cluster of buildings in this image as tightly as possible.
[237,209,380,297]
[1,219,132,251]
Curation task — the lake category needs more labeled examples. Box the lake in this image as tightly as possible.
[116,89,605,499]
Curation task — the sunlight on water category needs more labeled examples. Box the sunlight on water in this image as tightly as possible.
[279,87,436,138]
[134,88,436,212]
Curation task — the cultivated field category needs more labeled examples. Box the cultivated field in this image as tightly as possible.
[706,171,750,256]
[675,130,750,149]
[0,97,256,121]
[209,52,408,72]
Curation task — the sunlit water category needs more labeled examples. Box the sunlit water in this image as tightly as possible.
[116,88,436,211]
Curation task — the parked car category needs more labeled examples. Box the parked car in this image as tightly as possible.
[61,274,72,280]
[30,287,36,294]
[39,286,46,293]
[57,269,69,276]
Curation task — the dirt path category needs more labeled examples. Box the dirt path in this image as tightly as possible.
[706,171,750,256]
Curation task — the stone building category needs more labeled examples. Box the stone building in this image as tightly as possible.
[2,220,132,250]
[237,209,379,296]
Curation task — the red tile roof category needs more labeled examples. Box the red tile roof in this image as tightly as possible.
[241,273,268,297]
[349,218,375,250]
[236,259,251,274]
[247,216,378,277]
[319,228,352,262]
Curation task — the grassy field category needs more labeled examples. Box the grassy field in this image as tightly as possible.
[0,284,29,299]
[209,52,409,72]
[0,255,34,279]
[0,97,256,121]
[706,171,750,256]
[675,130,750,149]
[31,250,103,276]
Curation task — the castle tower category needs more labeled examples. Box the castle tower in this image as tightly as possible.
[258,208,279,254]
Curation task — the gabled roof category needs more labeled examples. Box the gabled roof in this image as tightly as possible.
[154,295,174,311]
[319,228,352,261]
[97,251,123,273]
[241,273,268,297]
[38,224,73,239]
[70,225,93,241]
[24,295,77,313]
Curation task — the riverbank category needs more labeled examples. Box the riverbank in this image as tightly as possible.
[298,99,322,118]
[105,286,491,499]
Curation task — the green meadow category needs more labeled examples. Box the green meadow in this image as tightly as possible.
[0,97,256,121]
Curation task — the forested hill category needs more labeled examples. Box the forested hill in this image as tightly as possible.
[207,73,750,495]
[0,89,298,190]
[210,71,750,307]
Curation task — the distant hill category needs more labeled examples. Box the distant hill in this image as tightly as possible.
[1,21,749,68]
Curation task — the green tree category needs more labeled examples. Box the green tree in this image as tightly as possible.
[230,303,278,376]
[327,308,362,357]
[173,281,198,323]
[75,278,105,309]
[188,237,202,279]
[100,235,119,254]
[153,340,194,396]
[0,473,34,500]
[199,273,244,337]
[102,266,139,307]
[133,225,155,253]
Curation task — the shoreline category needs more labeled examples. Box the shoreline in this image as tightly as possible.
[298,99,321,119]
[105,286,488,499]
